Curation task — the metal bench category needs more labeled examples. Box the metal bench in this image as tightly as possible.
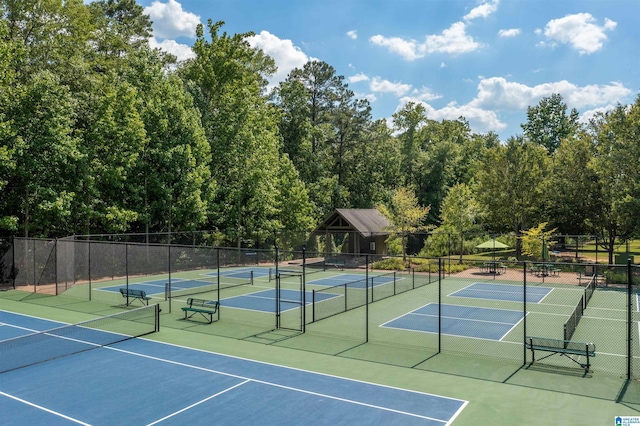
[119,288,152,306]
[525,336,595,372]
[181,298,219,324]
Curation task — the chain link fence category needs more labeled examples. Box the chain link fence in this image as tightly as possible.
[6,237,640,396]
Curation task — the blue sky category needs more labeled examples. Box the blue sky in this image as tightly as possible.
[138,0,639,140]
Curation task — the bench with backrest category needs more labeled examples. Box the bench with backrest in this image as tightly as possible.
[525,336,595,372]
[119,288,152,306]
[182,298,219,323]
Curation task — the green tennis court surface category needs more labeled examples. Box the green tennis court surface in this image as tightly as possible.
[1,264,638,425]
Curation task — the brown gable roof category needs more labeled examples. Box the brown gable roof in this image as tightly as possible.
[314,209,391,237]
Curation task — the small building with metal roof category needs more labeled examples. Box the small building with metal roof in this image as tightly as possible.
[312,209,391,255]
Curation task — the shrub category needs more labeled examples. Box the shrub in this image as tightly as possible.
[604,270,627,285]
[372,257,407,271]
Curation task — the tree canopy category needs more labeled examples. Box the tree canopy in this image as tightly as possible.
[0,1,639,255]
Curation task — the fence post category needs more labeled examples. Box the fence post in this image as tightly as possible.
[302,248,306,333]
[11,236,16,290]
[438,257,442,354]
[125,243,129,306]
[54,238,58,295]
[628,258,632,380]
[365,254,369,343]
[32,239,36,293]
[217,248,221,313]
[88,239,92,300]
[523,261,527,366]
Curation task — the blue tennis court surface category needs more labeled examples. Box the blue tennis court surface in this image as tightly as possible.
[0,310,468,425]
[221,289,336,312]
[382,303,525,340]
[308,273,401,289]
[449,282,552,303]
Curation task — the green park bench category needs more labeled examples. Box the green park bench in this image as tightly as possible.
[181,298,219,324]
[119,288,151,306]
[525,336,595,372]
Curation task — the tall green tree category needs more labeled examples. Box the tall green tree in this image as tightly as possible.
[343,119,401,208]
[475,136,550,257]
[78,74,147,233]
[181,20,313,244]
[276,60,374,216]
[88,0,153,68]
[588,96,640,263]
[546,133,598,235]
[416,118,474,223]
[378,187,430,260]
[439,183,479,262]
[392,102,426,187]
[0,19,18,232]
[5,71,82,236]
[521,93,580,154]
[124,49,214,235]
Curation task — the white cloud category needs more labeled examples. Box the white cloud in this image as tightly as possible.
[370,22,480,60]
[389,76,632,135]
[578,105,616,124]
[395,97,506,132]
[148,37,195,62]
[424,22,481,54]
[411,86,442,102]
[346,30,358,40]
[144,0,200,39]
[370,35,423,61]
[370,77,412,97]
[542,13,617,54]
[355,92,377,103]
[498,28,521,38]
[246,30,309,87]
[464,0,499,21]
[471,76,632,110]
[348,73,370,83]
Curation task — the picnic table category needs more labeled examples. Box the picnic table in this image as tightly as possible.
[534,264,560,277]
[480,261,506,274]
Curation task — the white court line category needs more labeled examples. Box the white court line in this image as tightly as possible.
[146,380,251,425]
[409,311,520,326]
[106,345,454,424]
[380,302,527,342]
[0,309,467,424]
[0,391,90,425]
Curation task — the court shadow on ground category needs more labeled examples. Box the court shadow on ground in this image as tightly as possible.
[616,379,640,412]
[414,352,626,402]
[10,292,122,316]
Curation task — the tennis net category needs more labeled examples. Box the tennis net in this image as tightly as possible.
[166,271,253,299]
[563,295,584,343]
[269,260,326,281]
[583,274,596,309]
[0,304,159,374]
